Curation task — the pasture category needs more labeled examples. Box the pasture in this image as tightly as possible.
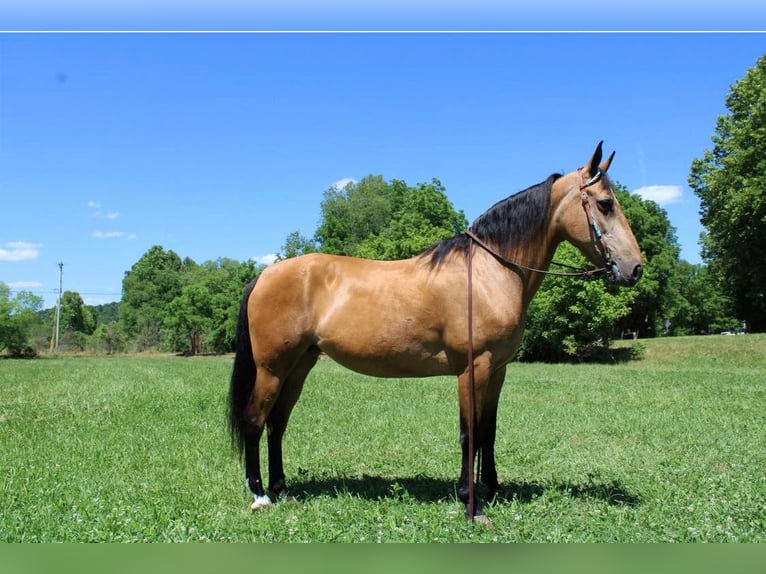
[1,335,764,542]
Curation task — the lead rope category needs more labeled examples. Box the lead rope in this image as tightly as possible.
[466,234,477,520]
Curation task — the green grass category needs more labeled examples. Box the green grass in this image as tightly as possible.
[1,335,764,542]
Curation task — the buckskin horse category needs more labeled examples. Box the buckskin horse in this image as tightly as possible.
[229,141,643,523]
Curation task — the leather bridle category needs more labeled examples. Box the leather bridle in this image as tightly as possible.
[465,167,614,281]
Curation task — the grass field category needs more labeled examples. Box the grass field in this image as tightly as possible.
[1,335,764,542]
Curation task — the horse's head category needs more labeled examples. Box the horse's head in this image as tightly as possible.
[556,141,643,286]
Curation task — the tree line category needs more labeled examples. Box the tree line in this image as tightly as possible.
[3,54,763,359]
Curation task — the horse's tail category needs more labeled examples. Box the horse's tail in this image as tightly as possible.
[229,276,259,457]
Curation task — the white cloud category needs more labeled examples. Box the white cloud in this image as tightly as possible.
[87,200,120,220]
[332,177,356,190]
[254,253,278,266]
[91,230,136,240]
[92,230,125,239]
[0,241,42,262]
[8,281,42,289]
[633,185,683,205]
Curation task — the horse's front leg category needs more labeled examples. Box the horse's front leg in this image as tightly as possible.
[457,359,492,524]
[479,366,507,500]
[458,417,487,522]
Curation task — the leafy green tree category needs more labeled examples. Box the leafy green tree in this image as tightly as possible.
[315,175,393,256]
[355,179,468,259]
[0,283,43,357]
[666,261,739,335]
[311,176,466,260]
[521,243,639,361]
[689,54,766,331]
[60,291,96,336]
[279,231,317,260]
[611,185,682,338]
[94,322,125,354]
[120,245,184,350]
[162,284,212,355]
[192,257,260,354]
[119,246,259,354]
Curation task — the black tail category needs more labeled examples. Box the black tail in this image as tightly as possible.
[229,276,259,457]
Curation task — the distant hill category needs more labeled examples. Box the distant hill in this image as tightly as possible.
[39,300,120,327]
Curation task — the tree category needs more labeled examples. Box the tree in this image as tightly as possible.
[94,322,125,355]
[310,175,467,260]
[0,283,43,357]
[611,185,682,338]
[666,261,739,335]
[690,54,766,332]
[119,247,259,354]
[185,257,260,354]
[60,291,95,335]
[314,175,394,256]
[279,231,317,260]
[120,245,184,349]
[58,290,96,350]
[520,243,639,361]
[162,284,212,355]
[355,179,468,259]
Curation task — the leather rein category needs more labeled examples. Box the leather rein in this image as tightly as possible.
[464,168,612,520]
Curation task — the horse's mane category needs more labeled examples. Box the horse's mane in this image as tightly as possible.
[419,173,562,268]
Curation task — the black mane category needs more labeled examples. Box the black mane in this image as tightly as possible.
[420,173,561,268]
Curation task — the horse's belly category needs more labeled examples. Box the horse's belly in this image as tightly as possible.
[316,331,453,378]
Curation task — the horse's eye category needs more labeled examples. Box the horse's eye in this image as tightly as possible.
[597,198,614,214]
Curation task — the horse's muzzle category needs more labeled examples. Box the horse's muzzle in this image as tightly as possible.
[610,261,642,286]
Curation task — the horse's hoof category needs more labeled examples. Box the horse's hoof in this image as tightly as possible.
[251,494,273,511]
[465,506,494,527]
[472,513,493,527]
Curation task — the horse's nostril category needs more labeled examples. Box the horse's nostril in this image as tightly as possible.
[632,264,643,281]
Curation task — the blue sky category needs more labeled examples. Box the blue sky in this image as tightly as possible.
[1,3,765,308]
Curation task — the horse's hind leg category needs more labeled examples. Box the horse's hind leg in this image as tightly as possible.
[266,346,321,499]
[244,368,284,510]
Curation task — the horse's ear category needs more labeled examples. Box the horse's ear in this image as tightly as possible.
[600,150,616,173]
[588,141,604,177]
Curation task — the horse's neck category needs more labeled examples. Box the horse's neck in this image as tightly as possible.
[471,229,559,310]
[500,177,573,302]
[519,173,577,298]
[519,231,561,303]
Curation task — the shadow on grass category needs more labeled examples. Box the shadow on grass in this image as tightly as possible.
[288,473,640,508]
[518,342,646,364]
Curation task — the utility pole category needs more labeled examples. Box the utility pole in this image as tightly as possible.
[54,262,63,350]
